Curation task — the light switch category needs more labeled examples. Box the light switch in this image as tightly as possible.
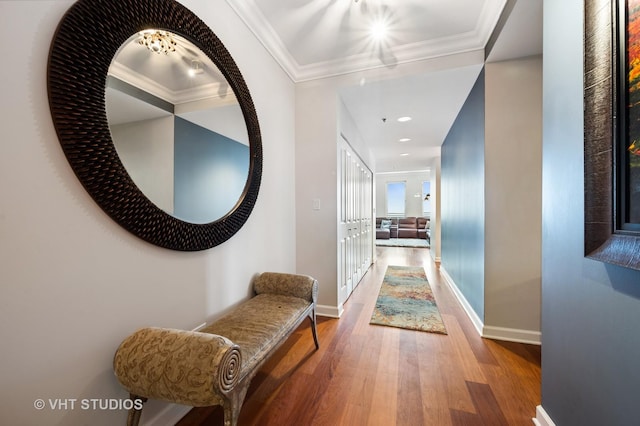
[313,199,321,210]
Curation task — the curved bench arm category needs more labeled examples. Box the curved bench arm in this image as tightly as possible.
[113,327,241,407]
[253,272,318,303]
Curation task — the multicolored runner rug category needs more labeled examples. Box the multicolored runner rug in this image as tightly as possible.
[370,265,447,334]
[375,238,430,248]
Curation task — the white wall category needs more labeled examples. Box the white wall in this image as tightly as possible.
[375,171,430,218]
[111,116,175,214]
[0,1,296,424]
[177,101,249,146]
[484,56,542,341]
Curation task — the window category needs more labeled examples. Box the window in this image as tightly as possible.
[422,181,431,216]
[386,181,405,217]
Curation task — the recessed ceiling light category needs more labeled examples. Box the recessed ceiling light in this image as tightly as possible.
[399,138,411,142]
[397,116,412,122]
[400,153,410,156]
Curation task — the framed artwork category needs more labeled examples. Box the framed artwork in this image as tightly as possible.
[584,0,640,270]
[624,1,640,227]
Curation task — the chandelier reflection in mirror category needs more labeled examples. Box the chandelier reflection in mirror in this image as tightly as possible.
[138,30,176,54]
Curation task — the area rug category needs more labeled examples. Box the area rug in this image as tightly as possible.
[375,238,430,248]
[370,265,447,334]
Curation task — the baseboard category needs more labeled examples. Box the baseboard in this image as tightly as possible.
[439,266,484,336]
[316,304,343,318]
[144,403,191,426]
[483,325,541,345]
[440,267,542,345]
[532,405,556,426]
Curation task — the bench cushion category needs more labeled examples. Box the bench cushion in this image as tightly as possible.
[200,293,311,381]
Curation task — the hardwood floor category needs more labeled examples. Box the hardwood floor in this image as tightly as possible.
[178,246,541,425]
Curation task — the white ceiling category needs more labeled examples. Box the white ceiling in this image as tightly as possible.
[339,63,483,172]
[227,0,543,173]
[106,32,249,145]
[228,0,507,81]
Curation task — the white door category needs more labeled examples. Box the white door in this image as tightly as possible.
[338,136,373,305]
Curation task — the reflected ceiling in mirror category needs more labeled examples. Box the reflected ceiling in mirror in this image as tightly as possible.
[106,31,249,224]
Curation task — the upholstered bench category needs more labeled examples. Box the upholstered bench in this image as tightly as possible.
[113,272,319,426]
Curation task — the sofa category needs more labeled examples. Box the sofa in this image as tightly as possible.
[376,217,430,240]
[418,218,430,241]
[375,218,397,239]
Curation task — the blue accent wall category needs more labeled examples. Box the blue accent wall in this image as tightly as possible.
[441,69,485,321]
[542,1,640,424]
[174,116,249,224]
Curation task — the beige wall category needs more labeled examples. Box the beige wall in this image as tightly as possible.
[0,1,296,424]
[295,80,341,314]
[429,157,442,262]
[484,56,542,340]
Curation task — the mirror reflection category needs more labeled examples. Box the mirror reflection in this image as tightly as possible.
[106,30,249,224]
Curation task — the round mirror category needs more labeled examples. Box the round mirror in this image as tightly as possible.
[106,31,249,224]
[48,0,262,251]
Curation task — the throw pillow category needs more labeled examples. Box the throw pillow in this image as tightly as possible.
[381,219,392,230]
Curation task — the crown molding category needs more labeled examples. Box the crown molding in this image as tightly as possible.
[225,0,300,81]
[108,61,233,105]
[226,0,506,82]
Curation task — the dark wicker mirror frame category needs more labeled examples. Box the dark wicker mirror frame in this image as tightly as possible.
[47,0,262,251]
[584,0,640,269]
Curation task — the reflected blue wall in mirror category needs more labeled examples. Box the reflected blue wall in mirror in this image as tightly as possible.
[174,116,249,223]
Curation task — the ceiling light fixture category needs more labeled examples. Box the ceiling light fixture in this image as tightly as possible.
[370,19,389,41]
[399,138,411,142]
[400,153,410,156]
[188,60,204,77]
[397,116,412,122]
[138,30,177,55]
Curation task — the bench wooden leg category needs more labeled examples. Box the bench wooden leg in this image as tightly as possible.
[309,310,319,350]
[222,381,251,426]
[126,395,147,426]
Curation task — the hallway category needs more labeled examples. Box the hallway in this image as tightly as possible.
[179,246,541,425]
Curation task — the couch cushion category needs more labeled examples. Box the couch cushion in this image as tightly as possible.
[418,218,429,229]
[376,228,391,239]
[397,217,418,229]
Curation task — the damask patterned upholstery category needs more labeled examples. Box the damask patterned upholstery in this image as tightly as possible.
[201,293,312,382]
[113,272,319,426]
[113,328,239,407]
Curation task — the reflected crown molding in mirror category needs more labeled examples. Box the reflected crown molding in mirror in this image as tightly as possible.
[48,0,262,251]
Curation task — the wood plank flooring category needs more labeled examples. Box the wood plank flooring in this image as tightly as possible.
[177,246,541,425]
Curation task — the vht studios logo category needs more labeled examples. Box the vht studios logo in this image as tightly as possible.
[33,398,143,411]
